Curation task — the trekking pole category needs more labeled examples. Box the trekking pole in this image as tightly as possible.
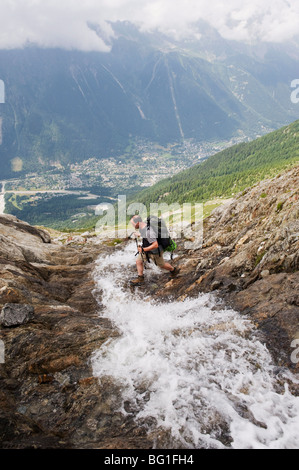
[128,232,139,255]
[135,238,139,256]
[130,232,146,264]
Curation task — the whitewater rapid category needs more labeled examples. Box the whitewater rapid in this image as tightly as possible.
[91,243,299,449]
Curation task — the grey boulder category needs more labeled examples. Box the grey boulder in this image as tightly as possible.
[0,303,34,327]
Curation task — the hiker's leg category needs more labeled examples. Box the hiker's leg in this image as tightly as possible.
[161,262,180,276]
[151,253,179,274]
[152,253,175,272]
[130,253,145,286]
[161,262,175,272]
[136,254,144,276]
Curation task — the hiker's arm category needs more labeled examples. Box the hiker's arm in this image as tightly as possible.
[139,241,159,252]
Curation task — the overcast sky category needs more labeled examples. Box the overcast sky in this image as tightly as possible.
[0,0,298,51]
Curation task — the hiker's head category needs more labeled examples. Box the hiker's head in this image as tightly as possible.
[131,215,143,229]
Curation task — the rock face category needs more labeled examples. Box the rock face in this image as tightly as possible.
[0,166,298,449]
[159,165,299,371]
[0,215,151,448]
[0,304,34,327]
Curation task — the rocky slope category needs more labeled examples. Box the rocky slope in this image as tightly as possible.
[160,164,299,371]
[0,164,298,448]
[0,215,152,448]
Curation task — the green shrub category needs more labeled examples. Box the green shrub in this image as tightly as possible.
[255,251,266,266]
[276,202,284,212]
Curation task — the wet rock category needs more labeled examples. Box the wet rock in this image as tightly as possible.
[211,280,222,290]
[0,215,152,449]
[261,270,270,278]
[0,303,34,327]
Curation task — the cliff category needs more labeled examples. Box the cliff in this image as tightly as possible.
[0,165,298,448]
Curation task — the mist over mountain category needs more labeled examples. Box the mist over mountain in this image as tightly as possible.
[0,21,298,177]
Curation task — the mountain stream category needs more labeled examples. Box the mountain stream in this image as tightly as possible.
[91,243,299,449]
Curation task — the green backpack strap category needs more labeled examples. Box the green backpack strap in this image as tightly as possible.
[165,239,177,260]
[165,239,177,252]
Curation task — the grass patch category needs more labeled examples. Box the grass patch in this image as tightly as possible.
[276,202,284,212]
[255,251,266,266]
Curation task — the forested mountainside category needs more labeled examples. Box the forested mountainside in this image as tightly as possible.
[4,120,298,232]
[130,119,299,206]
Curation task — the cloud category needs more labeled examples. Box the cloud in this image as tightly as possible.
[0,0,113,51]
[0,0,298,51]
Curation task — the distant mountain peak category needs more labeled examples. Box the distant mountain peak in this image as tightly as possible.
[0,27,298,177]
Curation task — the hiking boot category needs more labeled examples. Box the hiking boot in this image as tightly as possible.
[170,267,180,277]
[130,275,145,286]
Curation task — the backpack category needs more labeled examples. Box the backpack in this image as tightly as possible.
[146,216,177,255]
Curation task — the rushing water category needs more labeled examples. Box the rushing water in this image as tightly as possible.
[91,243,299,449]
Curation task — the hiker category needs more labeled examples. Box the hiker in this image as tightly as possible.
[130,215,180,286]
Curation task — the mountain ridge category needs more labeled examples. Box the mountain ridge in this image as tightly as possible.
[0,21,298,177]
